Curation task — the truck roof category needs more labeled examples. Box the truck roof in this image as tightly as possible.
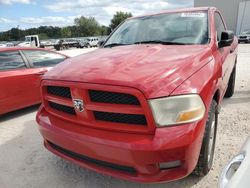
[128,7,216,20]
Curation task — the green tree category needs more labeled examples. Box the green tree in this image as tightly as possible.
[100,25,109,35]
[0,32,10,41]
[74,16,102,36]
[61,27,72,38]
[38,33,49,40]
[109,11,132,31]
[9,28,20,41]
[68,26,78,37]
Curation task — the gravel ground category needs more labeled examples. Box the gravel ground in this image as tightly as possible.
[0,45,250,188]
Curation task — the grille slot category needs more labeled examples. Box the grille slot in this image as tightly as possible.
[94,111,147,125]
[47,86,71,99]
[89,90,140,105]
[47,141,137,174]
[49,102,75,115]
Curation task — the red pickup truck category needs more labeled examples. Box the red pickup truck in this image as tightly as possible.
[36,7,238,183]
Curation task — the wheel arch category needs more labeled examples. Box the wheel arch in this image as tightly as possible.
[212,89,220,104]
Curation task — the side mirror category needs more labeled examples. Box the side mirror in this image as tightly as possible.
[219,30,234,48]
[98,40,105,47]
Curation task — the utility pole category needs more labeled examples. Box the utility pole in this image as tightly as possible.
[17,25,20,41]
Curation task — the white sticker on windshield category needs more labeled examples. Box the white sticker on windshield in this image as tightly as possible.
[181,12,205,17]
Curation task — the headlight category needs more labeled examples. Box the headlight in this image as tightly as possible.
[149,94,206,127]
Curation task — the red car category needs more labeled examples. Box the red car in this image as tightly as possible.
[0,47,68,115]
[36,7,238,183]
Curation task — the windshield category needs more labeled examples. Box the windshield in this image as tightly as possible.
[25,37,31,42]
[104,11,209,47]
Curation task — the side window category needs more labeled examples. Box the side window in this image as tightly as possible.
[0,51,26,71]
[215,13,226,41]
[23,50,66,68]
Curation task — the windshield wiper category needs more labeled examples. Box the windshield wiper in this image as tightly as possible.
[104,41,188,48]
[103,43,128,48]
[134,40,188,45]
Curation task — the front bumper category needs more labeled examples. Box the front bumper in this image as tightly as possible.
[36,106,206,183]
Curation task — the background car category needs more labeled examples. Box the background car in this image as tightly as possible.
[97,36,108,47]
[220,136,250,188]
[78,38,99,48]
[78,39,89,48]
[238,30,250,43]
[87,37,99,47]
[0,42,14,48]
[0,47,68,115]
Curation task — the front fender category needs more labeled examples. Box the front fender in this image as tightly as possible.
[170,57,222,113]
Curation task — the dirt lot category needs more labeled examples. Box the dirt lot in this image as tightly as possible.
[0,45,250,188]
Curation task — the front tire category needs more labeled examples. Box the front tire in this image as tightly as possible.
[194,100,218,176]
[225,66,236,98]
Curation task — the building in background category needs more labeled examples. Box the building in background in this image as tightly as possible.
[194,0,250,35]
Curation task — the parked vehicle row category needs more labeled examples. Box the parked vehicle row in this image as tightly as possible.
[77,37,99,48]
[0,42,15,47]
[17,36,101,50]
[1,36,103,51]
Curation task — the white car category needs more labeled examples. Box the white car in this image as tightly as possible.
[238,30,250,43]
[0,42,14,47]
[220,137,250,188]
[87,37,99,47]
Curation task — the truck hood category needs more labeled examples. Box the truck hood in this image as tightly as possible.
[44,44,212,98]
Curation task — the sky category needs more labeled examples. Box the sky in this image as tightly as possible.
[0,0,193,31]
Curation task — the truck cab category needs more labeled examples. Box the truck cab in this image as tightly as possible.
[18,35,40,47]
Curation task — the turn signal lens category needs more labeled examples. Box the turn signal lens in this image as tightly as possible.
[176,108,204,123]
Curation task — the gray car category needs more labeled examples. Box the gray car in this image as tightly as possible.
[220,136,250,188]
[238,30,250,43]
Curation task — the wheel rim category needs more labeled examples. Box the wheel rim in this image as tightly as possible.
[208,117,216,165]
